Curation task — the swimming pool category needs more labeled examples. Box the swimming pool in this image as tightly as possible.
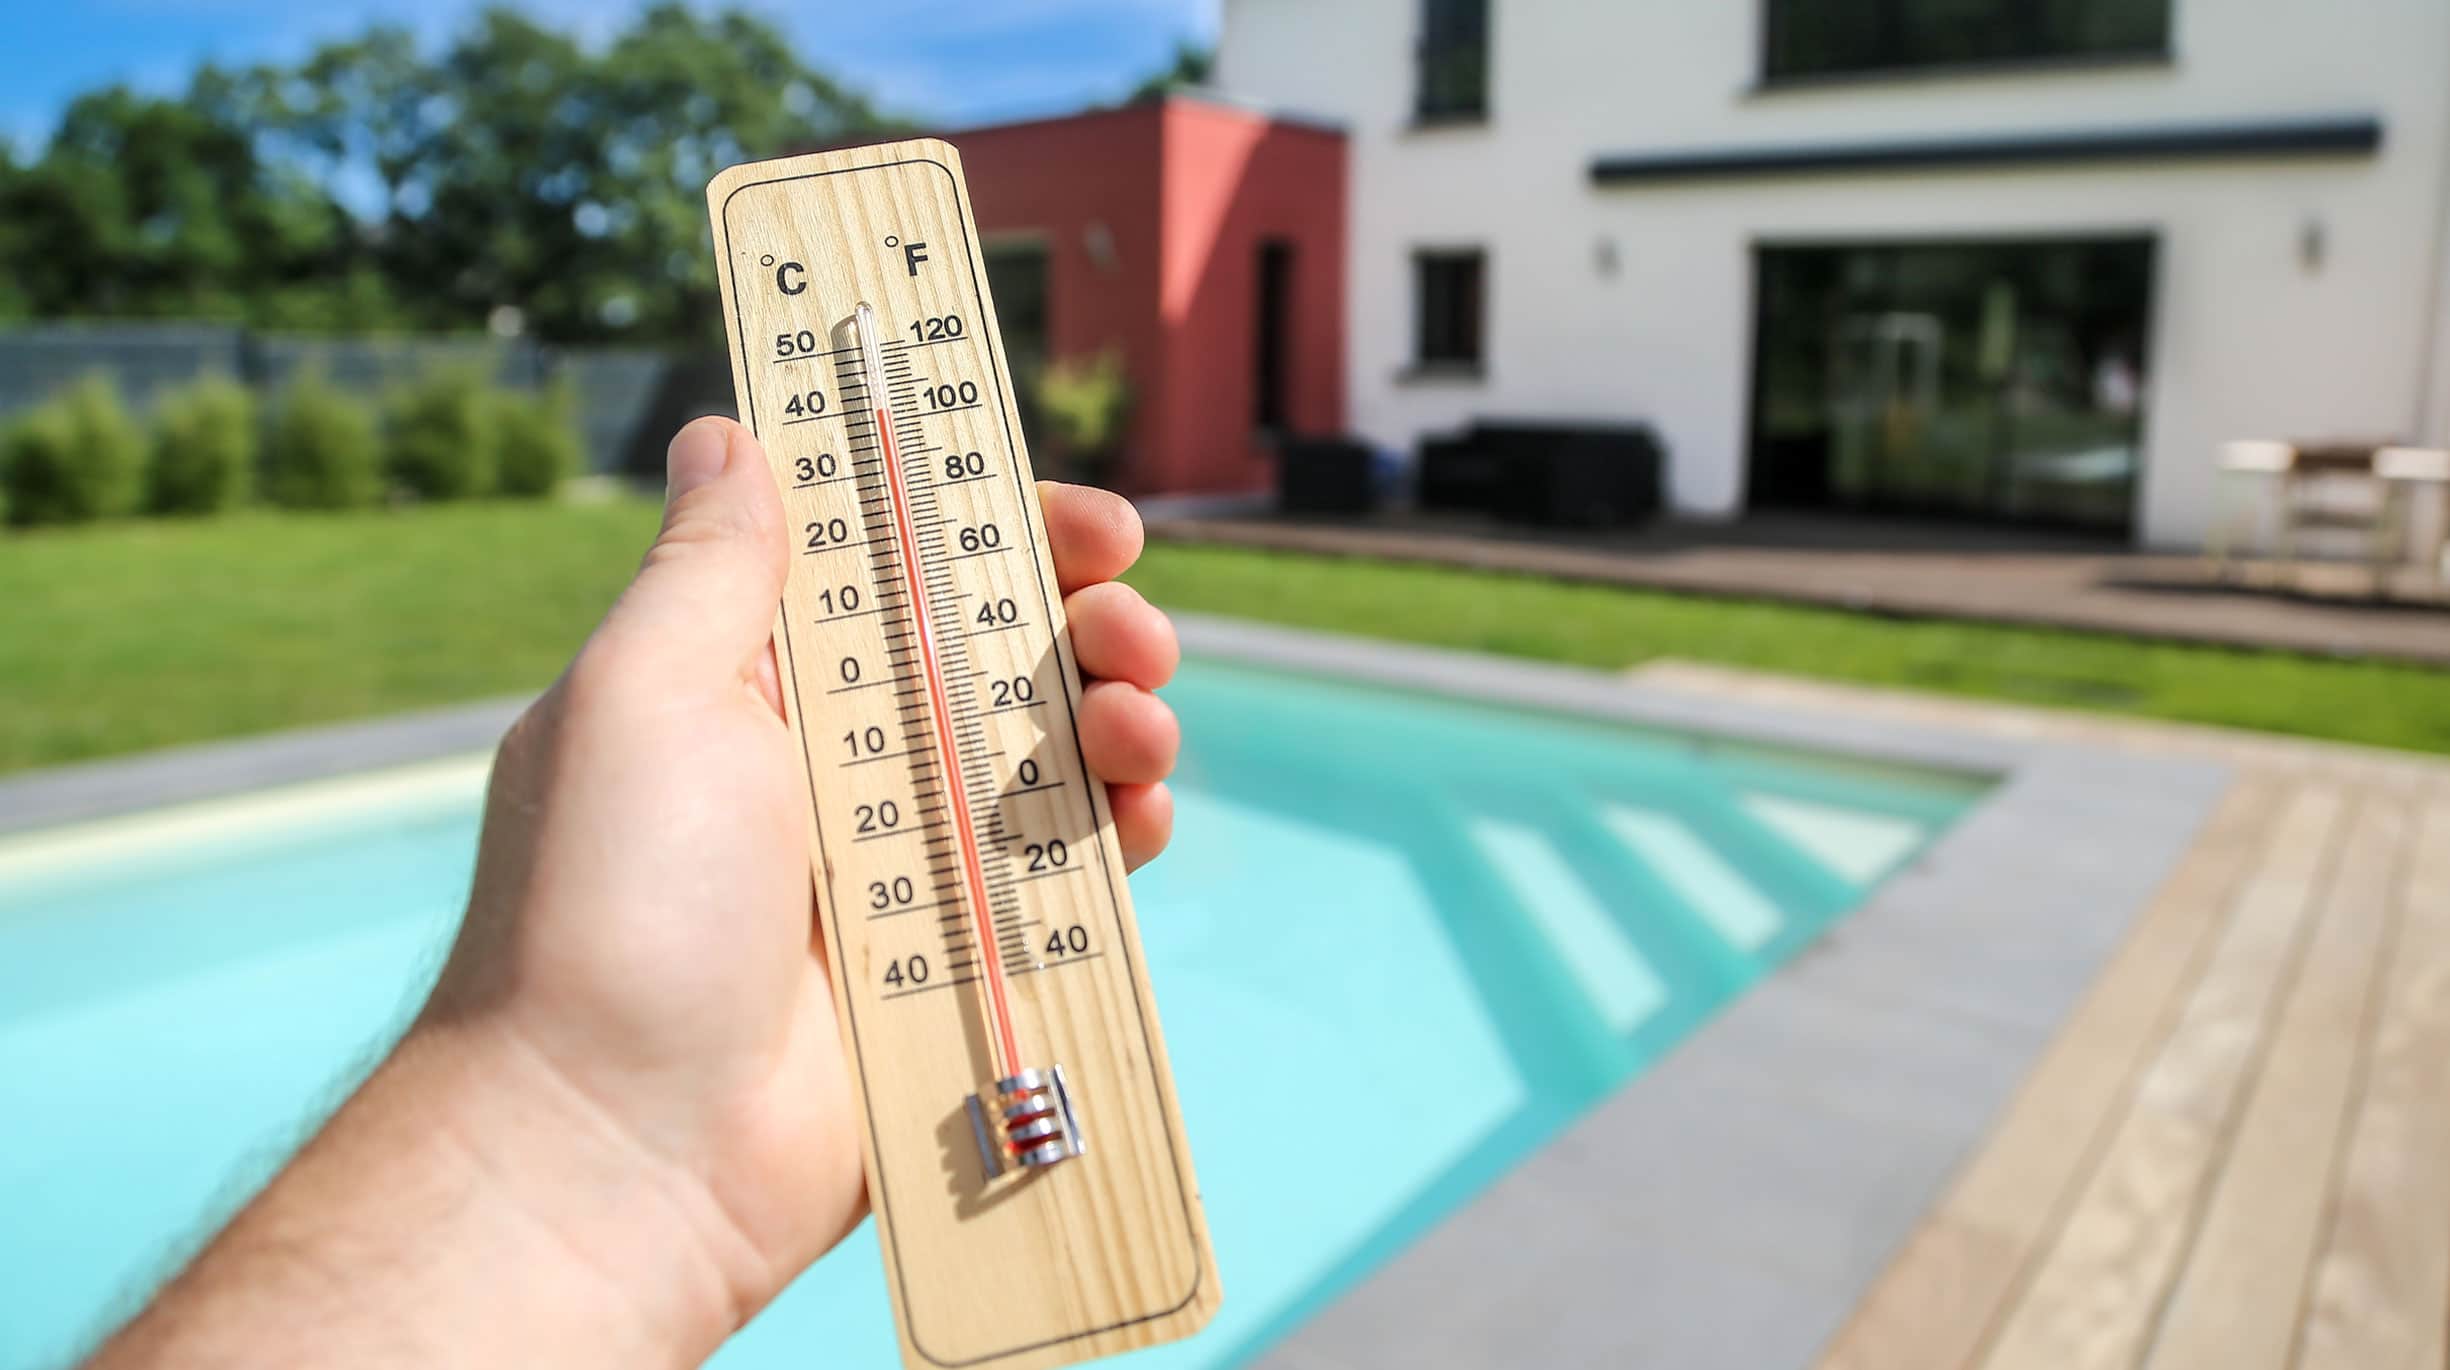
[0,657,1982,1369]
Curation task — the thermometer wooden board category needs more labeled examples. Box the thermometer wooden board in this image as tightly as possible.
[706,139,1218,1370]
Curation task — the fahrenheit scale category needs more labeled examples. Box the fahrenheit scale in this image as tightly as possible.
[706,140,1217,1369]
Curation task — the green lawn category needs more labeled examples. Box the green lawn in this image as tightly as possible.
[3,499,2445,776]
[0,499,663,772]
[1126,543,2450,758]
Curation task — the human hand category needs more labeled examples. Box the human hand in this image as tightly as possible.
[419,418,1182,1347]
[89,417,1181,1369]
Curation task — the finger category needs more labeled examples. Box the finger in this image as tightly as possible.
[593,418,787,681]
[1040,482,1143,593]
[1110,783,1174,870]
[1077,680,1178,786]
[1065,583,1178,690]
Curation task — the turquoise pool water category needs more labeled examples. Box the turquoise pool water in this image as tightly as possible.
[0,660,1982,1369]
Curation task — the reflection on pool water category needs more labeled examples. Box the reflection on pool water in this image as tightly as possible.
[0,659,1983,1369]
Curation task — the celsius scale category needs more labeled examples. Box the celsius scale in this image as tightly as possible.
[706,140,1219,1369]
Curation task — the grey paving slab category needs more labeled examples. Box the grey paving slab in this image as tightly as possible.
[0,697,527,836]
[1673,974,2036,1146]
[1263,1144,1847,1370]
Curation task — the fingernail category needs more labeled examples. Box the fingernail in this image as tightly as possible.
[666,420,732,501]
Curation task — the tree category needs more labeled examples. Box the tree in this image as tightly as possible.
[587,5,896,341]
[258,4,894,342]
[0,6,897,342]
[385,10,603,337]
[1126,43,1213,103]
[279,27,443,227]
[0,76,366,323]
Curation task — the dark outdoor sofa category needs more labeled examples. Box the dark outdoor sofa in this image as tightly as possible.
[1274,435,1379,515]
[1419,419,1664,528]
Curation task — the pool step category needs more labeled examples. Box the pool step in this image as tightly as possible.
[1598,806,1785,954]
[1738,791,1932,887]
[1467,817,1670,1035]
[1462,792,1760,1055]
[1169,750,1633,1086]
[1580,776,1862,961]
[1459,785,1873,1043]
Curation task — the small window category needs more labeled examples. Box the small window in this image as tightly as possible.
[1415,0,1488,122]
[1763,0,2170,82]
[1414,250,1484,369]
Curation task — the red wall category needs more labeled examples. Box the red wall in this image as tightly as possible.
[1151,100,1348,494]
[953,107,1166,483]
[948,97,1346,494]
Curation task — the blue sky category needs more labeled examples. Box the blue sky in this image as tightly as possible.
[0,0,1221,153]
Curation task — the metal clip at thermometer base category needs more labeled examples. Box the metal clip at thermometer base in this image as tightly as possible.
[967,1066,1086,1177]
[707,139,1218,1370]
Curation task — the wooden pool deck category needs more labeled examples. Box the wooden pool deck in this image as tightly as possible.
[1632,664,2450,1370]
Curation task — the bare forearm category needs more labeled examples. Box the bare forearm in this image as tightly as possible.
[78,422,1160,1363]
[87,1024,745,1369]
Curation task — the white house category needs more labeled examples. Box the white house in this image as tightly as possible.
[1213,0,2450,547]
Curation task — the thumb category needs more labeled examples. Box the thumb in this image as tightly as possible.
[595,417,788,681]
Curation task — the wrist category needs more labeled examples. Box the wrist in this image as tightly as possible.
[367,1022,762,1363]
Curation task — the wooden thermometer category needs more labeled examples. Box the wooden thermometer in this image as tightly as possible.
[705,140,1218,1369]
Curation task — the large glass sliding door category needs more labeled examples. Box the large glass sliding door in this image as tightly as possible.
[1748,237,2154,535]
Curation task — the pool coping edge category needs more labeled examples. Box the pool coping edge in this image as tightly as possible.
[0,698,526,840]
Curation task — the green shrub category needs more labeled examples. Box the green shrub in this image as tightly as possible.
[0,417,43,528]
[147,377,257,515]
[492,383,582,498]
[383,366,498,500]
[1,375,146,525]
[264,371,381,510]
[1034,350,1133,487]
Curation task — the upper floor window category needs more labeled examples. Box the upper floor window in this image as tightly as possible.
[1763,0,2170,83]
[1415,0,1488,122]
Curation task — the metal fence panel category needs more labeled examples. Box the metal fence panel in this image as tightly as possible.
[0,323,728,476]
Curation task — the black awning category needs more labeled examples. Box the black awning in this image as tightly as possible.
[1590,116,2382,186]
